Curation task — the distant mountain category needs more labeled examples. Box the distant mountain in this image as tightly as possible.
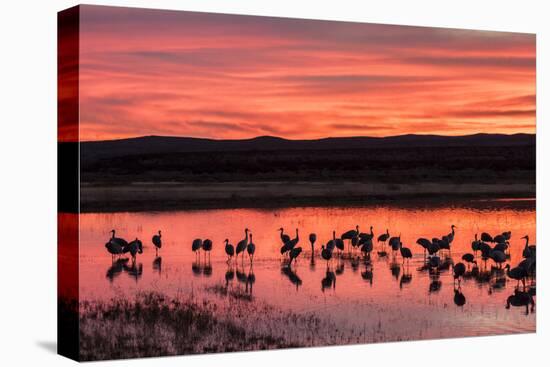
[78,133,535,162]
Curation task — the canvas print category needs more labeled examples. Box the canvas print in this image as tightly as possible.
[58,5,536,361]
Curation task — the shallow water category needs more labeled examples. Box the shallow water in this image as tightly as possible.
[79,199,536,343]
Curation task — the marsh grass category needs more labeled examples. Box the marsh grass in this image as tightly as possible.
[79,292,295,360]
[79,288,371,360]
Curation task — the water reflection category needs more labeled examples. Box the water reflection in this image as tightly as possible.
[506,290,535,315]
[81,200,536,340]
[105,258,144,283]
[454,286,466,306]
[106,258,128,282]
[361,263,374,286]
[321,270,336,292]
[281,265,302,291]
[123,262,143,283]
[152,256,162,275]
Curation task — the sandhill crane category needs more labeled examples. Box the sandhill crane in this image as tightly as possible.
[202,239,213,260]
[342,225,359,253]
[521,235,536,258]
[377,229,390,253]
[471,234,481,256]
[481,232,493,243]
[416,238,431,258]
[505,264,528,289]
[236,228,249,260]
[279,228,290,244]
[321,245,333,268]
[281,229,299,258]
[447,225,457,243]
[124,238,143,263]
[439,237,451,255]
[518,257,536,278]
[288,247,303,267]
[192,238,202,259]
[109,230,128,248]
[105,241,124,261]
[335,238,345,255]
[489,249,506,269]
[152,230,162,255]
[224,239,234,263]
[399,242,412,265]
[359,236,373,260]
[493,242,508,253]
[427,239,441,256]
[351,236,359,252]
[329,231,344,256]
[246,233,256,263]
[309,233,317,256]
[287,228,300,250]
[359,226,374,241]
[493,234,506,244]
[326,235,335,252]
[389,235,401,257]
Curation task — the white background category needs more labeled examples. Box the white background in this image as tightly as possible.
[0,0,547,365]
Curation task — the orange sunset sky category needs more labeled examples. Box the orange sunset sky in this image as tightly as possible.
[75,5,535,141]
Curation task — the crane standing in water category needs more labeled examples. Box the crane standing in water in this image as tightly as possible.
[224,239,234,263]
[279,228,290,244]
[247,233,256,264]
[400,242,412,265]
[377,229,390,256]
[341,225,359,253]
[309,233,317,256]
[321,245,333,269]
[192,238,202,259]
[236,228,250,261]
[109,229,128,248]
[521,235,536,258]
[202,239,213,260]
[152,230,162,255]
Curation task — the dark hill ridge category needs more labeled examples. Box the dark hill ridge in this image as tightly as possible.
[79,133,535,162]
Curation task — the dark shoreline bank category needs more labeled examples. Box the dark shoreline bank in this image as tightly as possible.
[80,181,535,213]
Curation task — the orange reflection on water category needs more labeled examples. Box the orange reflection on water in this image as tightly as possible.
[78,200,536,341]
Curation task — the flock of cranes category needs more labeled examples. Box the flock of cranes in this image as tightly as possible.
[104,224,536,295]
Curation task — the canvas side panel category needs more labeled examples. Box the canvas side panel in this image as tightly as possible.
[58,5,80,362]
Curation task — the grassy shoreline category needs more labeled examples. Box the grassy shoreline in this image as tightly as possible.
[80,181,535,212]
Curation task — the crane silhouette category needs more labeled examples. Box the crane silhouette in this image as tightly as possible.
[309,233,317,256]
[521,235,536,258]
[152,230,162,255]
[399,241,412,265]
[321,245,333,269]
[279,228,290,244]
[202,239,213,260]
[224,239,234,263]
[109,230,128,249]
[246,233,256,264]
[416,238,431,258]
[236,228,250,261]
[192,238,202,259]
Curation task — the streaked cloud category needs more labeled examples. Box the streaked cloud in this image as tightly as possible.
[76,5,536,141]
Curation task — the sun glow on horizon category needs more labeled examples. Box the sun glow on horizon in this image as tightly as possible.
[62,6,536,141]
